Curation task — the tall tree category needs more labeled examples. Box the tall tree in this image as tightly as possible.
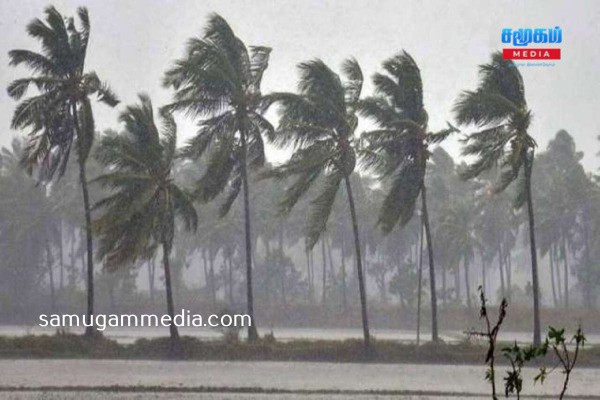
[360,51,457,342]
[264,58,372,353]
[535,130,590,308]
[0,139,58,315]
[163,14,272,341]
[453,52,541,345]
[7,6,118,336]
[436,185,479,308]
[94,95,197,348]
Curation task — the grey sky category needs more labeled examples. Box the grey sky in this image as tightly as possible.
[1,0,598,171]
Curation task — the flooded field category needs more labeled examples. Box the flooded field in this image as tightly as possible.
[0,360,599,398]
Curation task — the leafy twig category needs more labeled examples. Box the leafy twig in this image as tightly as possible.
[465,286,507,400]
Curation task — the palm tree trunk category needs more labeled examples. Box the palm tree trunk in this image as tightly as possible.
[321,238,327,304]
[554,245,563,304]
[45,240,56,312]
[441,265,447,305]
[201,249,209,297]
[421,186,439,342]
[228,253,234,305]
[480,251,487,297]
[561,237,569,309]
[464,256,472,310]
[265,240,272,303]
[305,248,313,303]
[209,251,217,308]
[582,202,593,308]
[524,157,541,347]
[343,175,371,354]
[506,249,512,302]
[326,236,336,288]
[239,126,258,342]
[340,236,348,312]
[162,241,180,348]
[152,258,157,301]
[498,246,506,299]
[549,247,558,308]
[416,220,424,346]
[454,263,461,303]
[59,220,64,293]
[72,102,95,338]
[279,226,287,307]
[69,229,76,289]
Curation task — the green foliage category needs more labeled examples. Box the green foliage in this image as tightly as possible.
[496,326,586,399]
[94,94,197,267]
[163,14,273,216]
[502,341,546,398]
[469,289,587,399]
[453,52,534,201]
[360,51,458,234]
[265,59,364,249]
[8,6,118,180]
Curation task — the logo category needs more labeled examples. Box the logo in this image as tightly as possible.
[501,27,562,61]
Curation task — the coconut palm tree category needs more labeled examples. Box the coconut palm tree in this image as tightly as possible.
[436,197,478,309]
[7,6,118,336]
[93,94,197,347]
[359,51,457,342]
[163,14,272,341]
[535,130,589,309]
[264,58,372,353]
[453,51,541,345]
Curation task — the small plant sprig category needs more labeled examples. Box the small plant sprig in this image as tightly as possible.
[502,341,546,399]
[469,290,586,399]
[466,286,507,400]
[535,326,586,400]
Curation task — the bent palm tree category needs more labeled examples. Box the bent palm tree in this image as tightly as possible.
[94,95,197,348]
[7,6,118,336]
[163,14,272,341]
[360,51,456,342]
[264,58,372,353]
[453,51,541,345]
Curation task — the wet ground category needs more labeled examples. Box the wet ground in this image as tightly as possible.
[0,360,599,398]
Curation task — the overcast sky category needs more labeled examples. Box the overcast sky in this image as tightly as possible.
[1,0,598,171]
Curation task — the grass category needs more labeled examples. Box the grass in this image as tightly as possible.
[0,332,599,366]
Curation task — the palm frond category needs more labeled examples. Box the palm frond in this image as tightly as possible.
[453,90,517,126]
[341,57,363,107]
[171,184,198,231]
[306,172,342,248]
[428,122,459,144]
[378,160,425,233]
[479,52,526,108]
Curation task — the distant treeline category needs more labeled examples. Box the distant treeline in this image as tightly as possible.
[1,7,599,352]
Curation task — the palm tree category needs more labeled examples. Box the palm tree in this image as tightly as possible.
[360,51,457,342]
[7,6,118,336]
[437,198,478,309]
[93,95,197,347]
[264,58,372,353]
[453,51,541,345]
[535,130,589,309]
[163,14,272,341]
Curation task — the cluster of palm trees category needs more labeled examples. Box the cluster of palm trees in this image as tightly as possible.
[3,6,600,352]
